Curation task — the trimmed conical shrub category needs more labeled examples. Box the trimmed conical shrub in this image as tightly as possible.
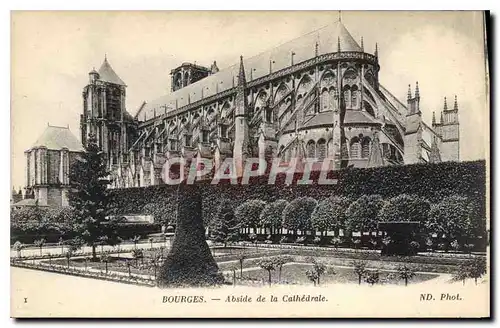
[157,183,224,287]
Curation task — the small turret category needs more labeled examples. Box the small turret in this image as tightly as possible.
[432,111,436,126]
[89,67,99,83]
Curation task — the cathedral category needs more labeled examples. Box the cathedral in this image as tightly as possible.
[79,19,460,189]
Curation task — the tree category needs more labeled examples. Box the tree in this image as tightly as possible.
[68,135,121,260]
[365,270,380,286]
[273,255,293,282]
[311,196,350,236]
[352,260,367,285]
[282,197,317,235]
[237,251,247,278]
[13,241,23,258]
[378,194,430,226]
[157,183,223,287]
[58,237,65,255]
[311,259,327,286]
[345,195,384,235]
[306,269,319,286]
[467,257,487,285]
[132,249,144,267]
[257,258,276,286]
[98,235,109,254]
[396,262,416,286]
[426,195,472,248]
[211,208,240,247]
[453,263,469,285]
[149,249,162,280]
[131,235,141,249]
[235,199,267,233]
[33,238,46,256]
[100,253,111,274]
[259,199,288,235]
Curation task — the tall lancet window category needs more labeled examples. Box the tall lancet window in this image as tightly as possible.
[343,85,351,108]
[317,139,326,161]
[307,140,316,159]
[351,85,359,109]
[321,89,330,111]
[350,137,361,159]
[361,137,371,158]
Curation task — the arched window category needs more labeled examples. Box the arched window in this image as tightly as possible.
[364,101,375,117]
[327,138,334,158]
[329,87,337,111]
[351,85,359,109]
[350,137,361,159]
[321,89,330,111]
[343,85,351,108]
[297,75,312,99]
[307,140,316,159]
[361,137,371,158]
[317,139,326,161]
[266,107,273,123]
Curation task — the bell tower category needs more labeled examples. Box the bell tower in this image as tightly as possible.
[81,56,128,167]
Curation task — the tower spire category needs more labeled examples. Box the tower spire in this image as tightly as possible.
[454,95,459,111]
[238,55,246,86]
[415,81,420,99]
[407,84,412,100]
[361,36,364,51]
[375,43,378,57]
[338,10,342,22]
[432,111,436,125]
[443,97,448,110]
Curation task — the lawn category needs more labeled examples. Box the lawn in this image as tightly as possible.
[242,263,440,285]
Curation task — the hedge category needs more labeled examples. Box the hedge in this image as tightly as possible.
[108,160,486,225]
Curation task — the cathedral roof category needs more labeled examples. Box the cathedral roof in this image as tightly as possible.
[30,125,84,152]
[98,57,126,86]
[136,20,363,119]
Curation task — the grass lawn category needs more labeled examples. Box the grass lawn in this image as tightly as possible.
[243,263,440,285]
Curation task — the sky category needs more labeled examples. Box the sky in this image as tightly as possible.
[10,11,489,190]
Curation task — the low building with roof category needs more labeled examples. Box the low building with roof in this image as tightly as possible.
[22,124,84,207]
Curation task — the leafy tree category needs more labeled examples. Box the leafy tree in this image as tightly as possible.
[352,260,367,285]
[131,235,141,249]
[311,259,327,286]
[211,208,240,247]
[311,196,350,236]
[68,135,121,260]
[132,249,144,267]
[100,253,111,274]
[282,197,317,235]
[33,238,46,256]
[330,237,341,250]
[453,263,469,285]
[468,257,487,285]
[306,269,319,286]
[396,262,416,286]
[426,195,472,246]
[259,199,288,234]
[378,194,430,226]
[237,251,247,278]
[467,199,487,239]
[58,237,65,255]
[365,270,380,286]
[13,241,24,258]
[273,255,293,282]
[257,258,276,286]
[235,199,267,232]
[345,195,384,234]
